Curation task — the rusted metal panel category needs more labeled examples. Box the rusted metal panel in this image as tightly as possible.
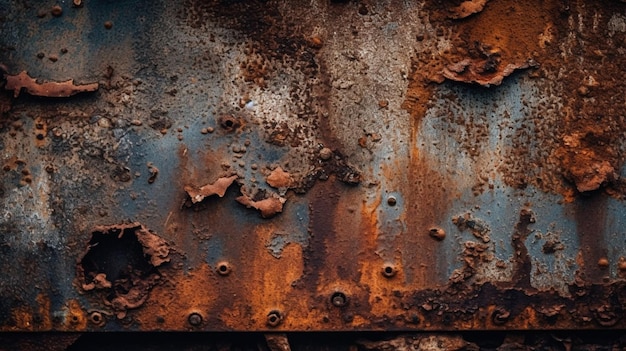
[0,0,625,332]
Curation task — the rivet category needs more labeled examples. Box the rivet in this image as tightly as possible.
[387,196,397,206]
[382,264,397,278]
[216,261,232,276]
[331,292,348,307]
[188,312,203,326]
[88,311,105,326]
[266,310,283,327]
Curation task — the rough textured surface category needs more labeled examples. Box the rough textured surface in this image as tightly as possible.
[1,0,626,333]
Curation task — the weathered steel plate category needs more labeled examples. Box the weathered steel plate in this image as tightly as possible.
[0,0,625,331]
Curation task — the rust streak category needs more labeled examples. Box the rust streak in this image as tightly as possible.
[573,192,608,284]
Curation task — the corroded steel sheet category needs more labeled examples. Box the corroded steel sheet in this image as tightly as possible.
[0,0,625,331]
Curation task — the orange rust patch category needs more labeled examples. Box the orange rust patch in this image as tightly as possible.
[135,263,218,330]
[65,300,87,330]
[35,294,52,330]
[447,0,489,19]
[236,188,286,218]
[427,1,553,86]
[4,71,98,98]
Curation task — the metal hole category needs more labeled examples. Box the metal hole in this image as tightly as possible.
[266,310,283,327]
[382,264,396,278]
[216,261,232,276]
[331,292,347,307]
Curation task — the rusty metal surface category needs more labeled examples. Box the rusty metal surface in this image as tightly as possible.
[1,0,626,331]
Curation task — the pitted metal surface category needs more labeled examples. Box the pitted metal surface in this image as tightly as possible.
[0,0,625,331]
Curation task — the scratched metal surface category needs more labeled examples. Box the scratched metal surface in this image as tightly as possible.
[0,0,625,332]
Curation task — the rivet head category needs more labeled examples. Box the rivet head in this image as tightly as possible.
[88,311,105,326]
[331,292,348,307]
[188,312,203,326]
[382,264,397,278]
[216,261,232,276]
[387,196,397,206]
[266,310,283,327]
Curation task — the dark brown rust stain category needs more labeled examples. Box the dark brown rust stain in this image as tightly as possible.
[546,1,626,197]
[510,208,535,290]
[407,281,626,329]
[403,116,456,286]
[572,192,608,284]
[301,178,341,289]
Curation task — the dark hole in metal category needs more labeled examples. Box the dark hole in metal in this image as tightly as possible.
[331,292,347,307]
[266,310,283,327]
[80,227,156,284]
[382,264,396,278]
[218,115,240,132]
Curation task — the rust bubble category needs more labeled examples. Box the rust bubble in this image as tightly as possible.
[216,261,232,276]
[104,21,113,30]
[309,36,323,48]
[429,227,446,241]
[187,312,203,326]
[72,0,83,8]
[382,264,397,278]
[266,310,283,327]
[51,5,63,17]
[319,147,333,161]
[330,292,347,307]
[387,196,397,206]
[598,257,610,268]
